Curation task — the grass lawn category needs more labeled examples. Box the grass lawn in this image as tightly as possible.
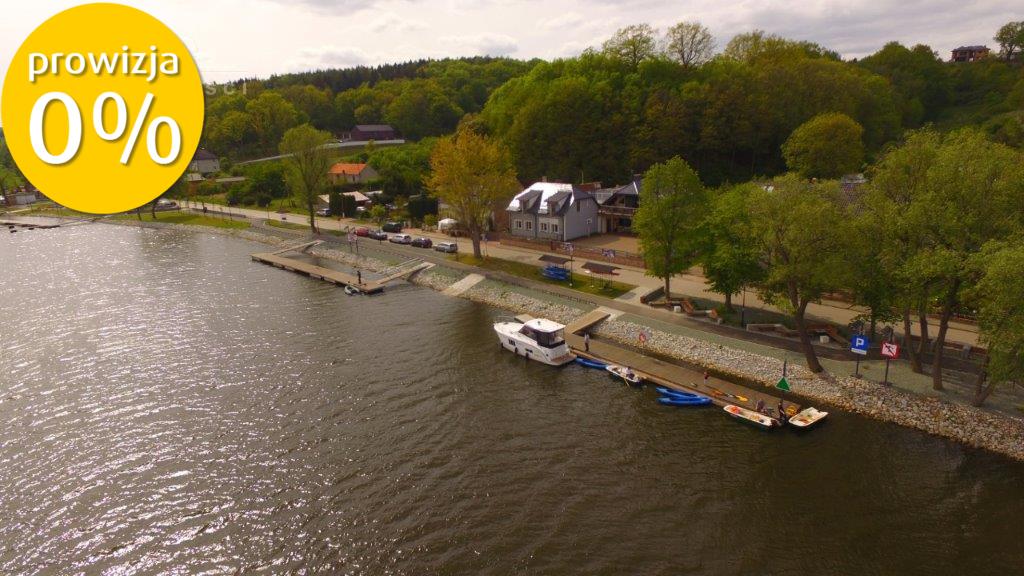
[113,211,250,229]
[454,254,635,299]
[265,219,310,231]
[193,193,311,216]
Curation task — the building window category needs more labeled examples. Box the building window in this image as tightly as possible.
[540,222,548,232]
[526,221,533,231]
[515,220,523,229]
[552,224,559,233]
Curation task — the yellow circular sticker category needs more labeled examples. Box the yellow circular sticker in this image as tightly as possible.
[1,3,204,214]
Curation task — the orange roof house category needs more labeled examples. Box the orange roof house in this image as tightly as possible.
[328,162,379,184]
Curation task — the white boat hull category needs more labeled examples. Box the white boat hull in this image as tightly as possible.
[494,321,575,366]
[789,407,828,428]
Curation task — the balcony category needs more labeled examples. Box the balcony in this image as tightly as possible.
[598,204,637,217]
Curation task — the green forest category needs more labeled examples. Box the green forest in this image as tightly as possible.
[199,23,1024,188]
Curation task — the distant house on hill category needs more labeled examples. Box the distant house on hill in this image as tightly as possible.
[189,149,220,174]
[327,162,379,185]
[344,124,398,142]
[506,182,599,242]
[951,45,990,62]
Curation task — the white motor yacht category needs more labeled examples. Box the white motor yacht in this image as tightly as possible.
[494,317,576,366]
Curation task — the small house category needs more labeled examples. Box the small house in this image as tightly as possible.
[344,124,398,142]
[594,177,641,234]
[506,182,599,241]
[327,163,379,185]
[189,149,220,174]
[951,45,990,62]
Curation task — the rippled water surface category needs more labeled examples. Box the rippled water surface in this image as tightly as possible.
[2,224,1023,575]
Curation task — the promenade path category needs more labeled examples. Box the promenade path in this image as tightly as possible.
[184,200,979,347]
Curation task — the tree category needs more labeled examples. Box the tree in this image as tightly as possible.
[969,240,1024,406]
[663,21,715,68]
[634,157,708,298]
[782,113,865,178]
[699,183,763,311]
[426,127,520,258]
[247,92,301,155]
[995,21,1024,61]
[279,124,333,233]
[863,129,942,373]
[899,129,1024,390]
[369,204,387,224]
[601,24,658,68]
[748,175,849,373]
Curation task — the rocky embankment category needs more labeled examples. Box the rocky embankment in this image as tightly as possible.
[108,219,1024,461]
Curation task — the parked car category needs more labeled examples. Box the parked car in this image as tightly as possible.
[155,198,179,210]
[434,242,458,254]
[354,227,370,237]
[315,207,331,217]
[368,230,387,241]
[382,221,403,233]
[389,234,413,244]
[411,237,433,248]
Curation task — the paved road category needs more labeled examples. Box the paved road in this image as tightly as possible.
[184,200,979,346]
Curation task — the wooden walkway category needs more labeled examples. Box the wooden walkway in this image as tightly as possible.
[559,310,799,415]
[251,241,432,294]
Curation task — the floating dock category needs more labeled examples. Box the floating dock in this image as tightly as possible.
[564,310,800,415]
[250,242,432,294]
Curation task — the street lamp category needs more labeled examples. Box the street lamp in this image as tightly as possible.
[740,288,747,328]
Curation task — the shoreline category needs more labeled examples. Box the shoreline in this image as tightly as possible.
[35,217,1024,462]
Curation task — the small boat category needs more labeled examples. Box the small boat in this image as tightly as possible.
[788,407,829,428]
[655,386,702,400]
[723,404,775,429]
[658,395,712,407]
[344,285,360,296]
[606,364,642,385]
[575,356,608,369]
[494,317,576,366]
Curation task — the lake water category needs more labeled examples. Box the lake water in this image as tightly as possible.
[2,223,1022,575]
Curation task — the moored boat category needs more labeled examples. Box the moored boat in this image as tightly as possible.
[723,404,775,429]
[788,407,829,428]
[576,356,608,369]
[344,285,360,295]
[606,364,642,385]
[655,386,702,400]
[494,317,576,366]
[658,395,712,407]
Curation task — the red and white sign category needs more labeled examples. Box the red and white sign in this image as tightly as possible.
[881,342,900,359]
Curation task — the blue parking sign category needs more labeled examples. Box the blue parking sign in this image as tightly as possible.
[851,335,869,355]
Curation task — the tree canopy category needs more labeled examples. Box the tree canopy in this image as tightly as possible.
[782,112,865,178]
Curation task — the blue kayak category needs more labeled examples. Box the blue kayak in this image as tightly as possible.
[657,396,712,407]
[576,357,608,369]
[656,386,702,400]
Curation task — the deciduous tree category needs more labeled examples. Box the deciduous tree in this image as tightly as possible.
[634,157,708,298]
[426,127,520,258]
[602,24,658,68]
[782,112,865,179]
[748,174,849,373]
[995,21,1024,60]
[969,240,1024,406]
[663,21,715,68]
[279,124,333,233]
[699,183,763,312]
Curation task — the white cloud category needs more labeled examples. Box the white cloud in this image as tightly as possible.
[439,33,519,56]
[541,12,584,30]
[287,45,371,72]
[369,13,427,33]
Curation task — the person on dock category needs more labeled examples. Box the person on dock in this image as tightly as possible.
[357,270,362,284]
[756,399,766,414]
[703,371,709,385]
[584,332,590,352]
[777,400,788,424]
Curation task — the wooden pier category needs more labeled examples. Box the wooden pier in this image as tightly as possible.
[250,243,432,294]
[563,310,799,415]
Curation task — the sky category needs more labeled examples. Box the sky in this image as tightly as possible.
[0,0,1014,89]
